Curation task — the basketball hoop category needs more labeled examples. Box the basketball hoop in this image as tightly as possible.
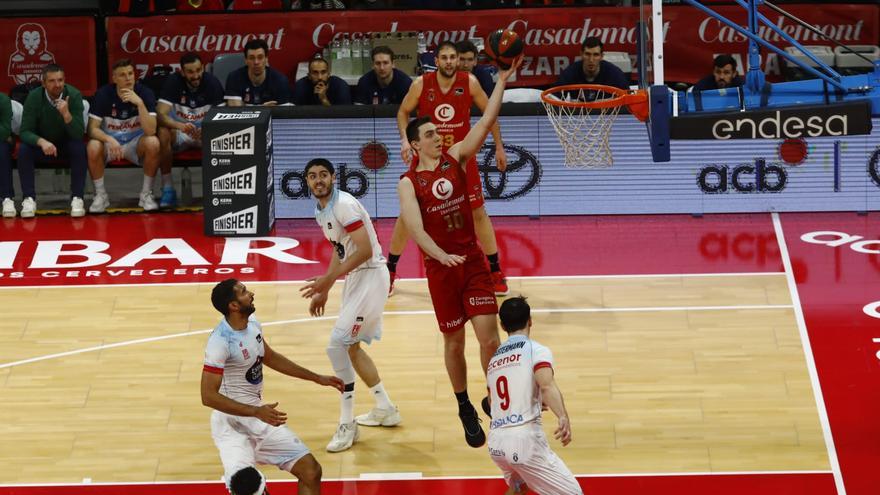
[541,84,649,168]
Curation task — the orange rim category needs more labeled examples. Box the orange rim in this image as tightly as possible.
[541,84,649,121]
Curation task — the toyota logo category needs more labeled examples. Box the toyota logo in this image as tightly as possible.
[432,178,453,200]
[434,104,455,123]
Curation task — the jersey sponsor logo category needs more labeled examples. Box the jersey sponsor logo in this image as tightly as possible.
[488,352,522,371]
[351,316,364,338]
[489,447,505,457]
[431,178,454,200]
[443,315,464,330]
[469,295,495,307]
[434,103,455,123]
[454,87,464,96]
[212,112,261,120]
[212,205,258,234]
[245,355,263,385]
[210,127,255,155]
[491,413,524,429]
[211,166,257,195]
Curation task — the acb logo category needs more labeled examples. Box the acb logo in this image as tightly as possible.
[697,158,787,194]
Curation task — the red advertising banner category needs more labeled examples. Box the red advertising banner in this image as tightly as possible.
[106,5,878,88]
[0,17,97,95]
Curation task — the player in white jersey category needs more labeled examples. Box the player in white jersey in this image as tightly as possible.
[300,158,401,453]
[202,279,344,495]
[487,297,583,495]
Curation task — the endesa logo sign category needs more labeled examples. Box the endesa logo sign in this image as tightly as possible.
[670,101,872,140]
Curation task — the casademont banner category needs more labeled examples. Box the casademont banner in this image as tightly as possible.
[106,4,877,87]
[0,16,97,94]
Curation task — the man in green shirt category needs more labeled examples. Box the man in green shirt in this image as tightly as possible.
[0,92,12,218]
[16,63,87,217]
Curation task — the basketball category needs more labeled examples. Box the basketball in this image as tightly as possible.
[484,29,524,70]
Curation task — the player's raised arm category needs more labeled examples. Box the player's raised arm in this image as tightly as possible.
[450,56,522,165]
[397,77,423,162]
[469,74,507,172]
[397,177,465,267]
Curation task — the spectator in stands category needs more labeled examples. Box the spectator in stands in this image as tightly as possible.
[157,52,224,208]
[293,58,352,106]
[0,92,13,218]
[456,40,494,97]
[13,64,88,218]
[354,46,412,105]
[225,39,291,106]
[692,54,744,92]
[87,58,160,213]
[557,37,629,90]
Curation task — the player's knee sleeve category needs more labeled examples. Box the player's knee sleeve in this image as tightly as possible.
[326,338,356,384]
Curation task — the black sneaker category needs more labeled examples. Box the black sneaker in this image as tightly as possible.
[481,396,491,418]
[458,403,486,448]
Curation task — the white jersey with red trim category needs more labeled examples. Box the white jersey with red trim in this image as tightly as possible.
[315,188,385,270]
[203,315,265,407]
[487,334,554,430]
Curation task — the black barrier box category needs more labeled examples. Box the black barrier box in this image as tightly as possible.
[202,107,275,236]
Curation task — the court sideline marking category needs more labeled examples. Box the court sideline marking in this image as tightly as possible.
[772,212,845,495]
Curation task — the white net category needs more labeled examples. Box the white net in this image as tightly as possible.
[542,87,624,169]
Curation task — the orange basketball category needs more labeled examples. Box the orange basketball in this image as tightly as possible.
[484,29,524,70]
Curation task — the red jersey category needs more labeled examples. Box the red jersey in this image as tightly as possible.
[418,71,472,150]
[403,151,477,256]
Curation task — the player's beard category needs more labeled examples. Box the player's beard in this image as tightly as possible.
[312,182,332,200]
[240,302,256,316]
[439,66,456,79]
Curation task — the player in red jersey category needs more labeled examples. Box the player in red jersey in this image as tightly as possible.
[397,55,522,448]
[389,41,509,297]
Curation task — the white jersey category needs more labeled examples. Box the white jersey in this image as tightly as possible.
[487,334,554,430]
[203,315,265,407]
[315,188,385,271]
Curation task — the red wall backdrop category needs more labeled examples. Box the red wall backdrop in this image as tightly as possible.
[106,4,878,88]
[0,16,97,95]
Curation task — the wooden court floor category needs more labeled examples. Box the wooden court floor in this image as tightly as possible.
[0,274,830,483]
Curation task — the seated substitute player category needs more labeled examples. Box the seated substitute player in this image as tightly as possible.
[300,158,401,453]
[225,39,291,106]
[396,55,523,448]
[456,40,494,97]
[354,46,412,105]
[156,51,224,208]
[556,36,629,90]
[293,57,352,106]
[487,297,582,495]
[692,54,744,92]
[202,279,344,495]
[87,58,161,213]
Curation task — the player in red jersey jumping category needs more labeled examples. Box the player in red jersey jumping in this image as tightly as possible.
[389,41,510,297]
[397,55,523,448]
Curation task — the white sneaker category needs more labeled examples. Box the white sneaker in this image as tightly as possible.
[326,421,359,453]
[70,197,85,218]
[1,198,15,218]
[89,192,109,213]
[139,191,158,211]
[356,406,402,427]
[20,197,36,218]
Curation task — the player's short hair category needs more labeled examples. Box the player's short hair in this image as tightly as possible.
[308,57,329,72]
[436,41,458,55]
[180,52,202,67]
[455,40,478,56]
[41,63,64,79]
[243,39,269,57]
[111,58,134,72]
[304,158,334,176]
[230,466,264,495]
[211,278,240,316]
[581,37,604,52]
[499,296,530,333]
[713,54,737,70]
[406,116,432,144]
[371,45,394,61]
